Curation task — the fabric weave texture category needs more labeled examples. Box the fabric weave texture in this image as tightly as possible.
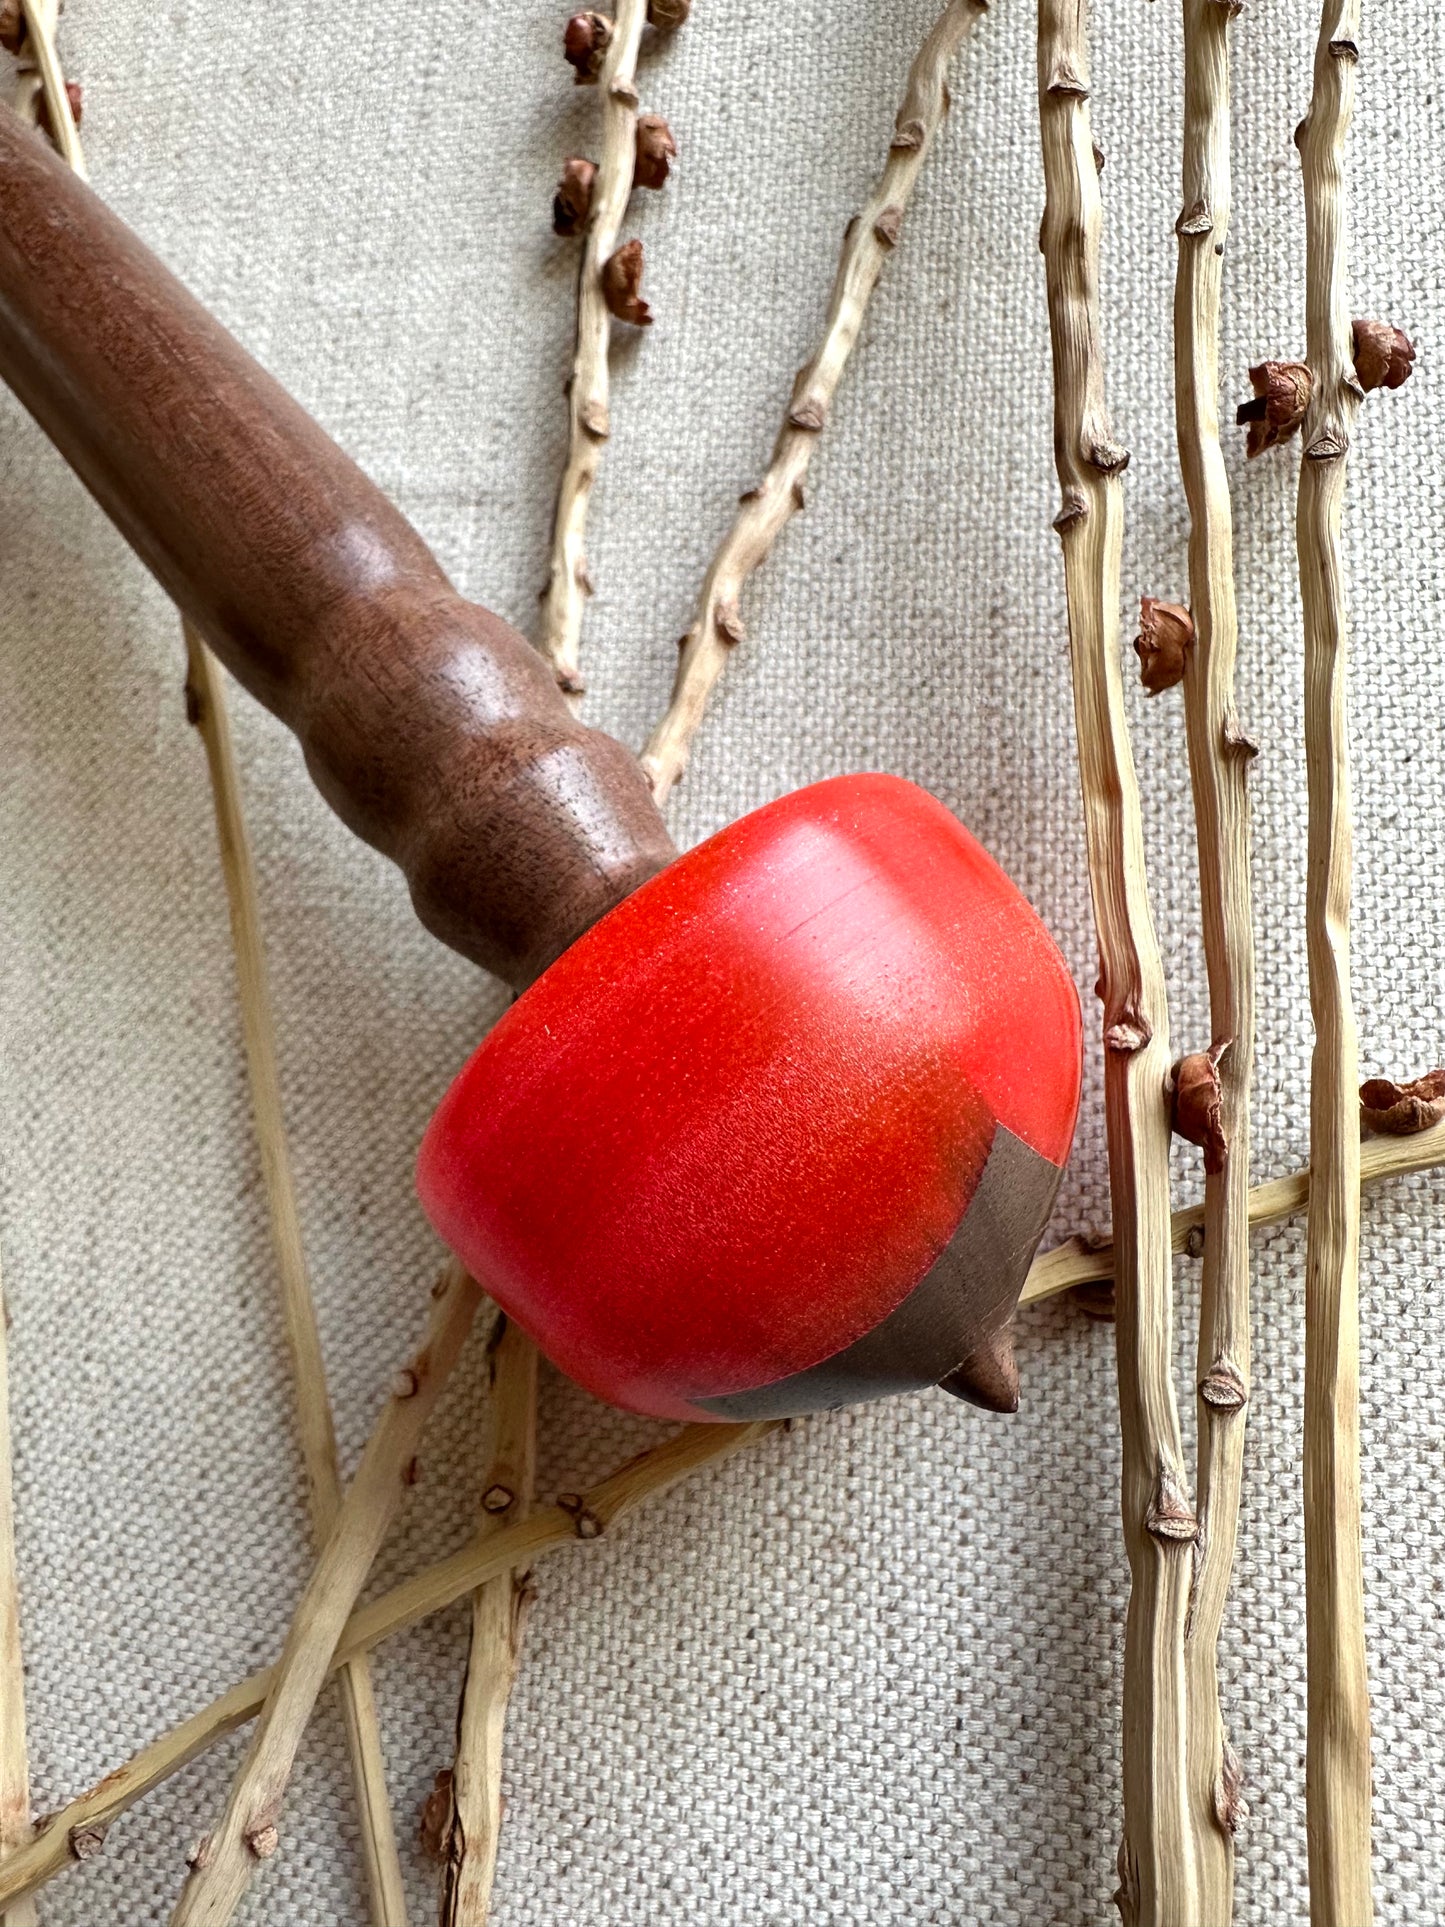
[0,0,1442,1921]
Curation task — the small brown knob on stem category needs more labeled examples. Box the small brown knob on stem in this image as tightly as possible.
[563,11,612,82]
[1133,598,1194,695]
[552,156,597,235]
[633,115,676,190]
[36,79,83,145]
[1236,359,1312,457]
[647,0,691,26]
[1351,318,1415,392]
[601,238,652,325]
[1359,1068,1445,1135]
[1170,1048,1228,1174]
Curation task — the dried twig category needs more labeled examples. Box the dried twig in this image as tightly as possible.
[0,1270,34,1927]
[639,0,985,801]
[438,1319,539,1924]
[0,1421,771,1915]
[170,1264,485,1926]
[10,0,84,176]
[181,631,409,1927]
[537,0,654,697]
[1295,5,1372,1920]
[1022,1114,1445,1305]
[0,27,76,1927]
[1170,0,1254,1906]
[1035,3,1198,1920]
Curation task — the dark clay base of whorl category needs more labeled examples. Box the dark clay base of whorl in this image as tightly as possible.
[695,1124,1063,1421]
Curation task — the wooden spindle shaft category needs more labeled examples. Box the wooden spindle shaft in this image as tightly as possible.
[0,111,676,989]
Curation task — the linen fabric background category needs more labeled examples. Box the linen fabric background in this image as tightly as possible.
[0,0,1441,1920]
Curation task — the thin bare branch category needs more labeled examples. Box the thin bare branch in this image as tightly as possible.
[169,1265,485,1926]
[1170,0,1254,1908]
[640,0,987,800]
[0,1421,772,1915]
[439,1319,539,1925]
[13,0,84,177]
[1021,1116,1445,1305]
[537,0,652,697]
[0,23,83,1925]
[1295,4,1372,1919]
[181,632,409,1927]
[1036,0,1198,1918]
[0,1270,34,1927]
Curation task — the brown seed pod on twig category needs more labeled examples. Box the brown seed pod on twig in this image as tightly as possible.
[417,1770,454,1864]
[1236,358,1313,456]
[552,156,597,236]
[1351,317,1415,392]
[634,114,676,189]
[647,0,691,26]
[601,238,651,325]
[1171,1047,1229,1174]
[563,11,612,82]
[1359,1068,1445,1135]
[35,77,81,143]
[1133,597,1194,695]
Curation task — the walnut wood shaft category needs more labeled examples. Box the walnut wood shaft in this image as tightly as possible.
[0,111,675,989]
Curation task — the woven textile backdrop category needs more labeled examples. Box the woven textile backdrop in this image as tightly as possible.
[0,0,1441,1921]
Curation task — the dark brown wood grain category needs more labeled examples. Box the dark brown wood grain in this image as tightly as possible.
[0,110,676,989]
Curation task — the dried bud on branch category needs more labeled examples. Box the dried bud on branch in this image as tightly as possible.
[1359,1068,1445,1136]
[1171,1049,1228,1174]
[647,0,691,26]
[634,115,676,190]
[0,0,24,55]
[552,156,597,236]
[417,1769,454,1862]
[601,238,652,326]
[1069,1280,1116,1321]
[1351,318,1415,393]
[1133,597,1194,695]
[37,81,84,144]
[563,11,612,83]
[1214,1741,1245,1837]
[1236,359,1313,457]
[1145,1465,1198,1543]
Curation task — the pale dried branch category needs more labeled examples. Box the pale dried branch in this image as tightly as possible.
[0,1421,772,1915]
[1295,6,1372,1921]
[169,1263,486,1926]
[1036,1,1198,1919]
[10,0,84,176]
[537,0,655,698]
[438,1318,539,1925]
[1170,0,1254,1912]
[1022,1116,1445,1306]
[0,31,83,1927]
[639,0,986,802]
[0,1270,35,1927]
[181,632,408,1927]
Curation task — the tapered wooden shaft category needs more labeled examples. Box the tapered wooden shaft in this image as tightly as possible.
[0,111,675,989]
